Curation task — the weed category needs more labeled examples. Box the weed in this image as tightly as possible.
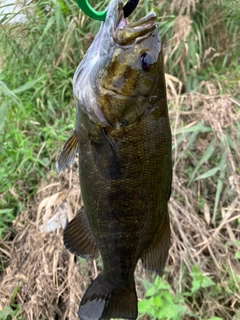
[0,285,22,320]
[138,276,192,320]
[0,0,239,319]
[0,208,15,238]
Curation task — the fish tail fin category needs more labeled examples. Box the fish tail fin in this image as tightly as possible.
[78,274,138,320]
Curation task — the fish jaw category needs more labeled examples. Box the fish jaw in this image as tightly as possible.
[73,0,124,125]
[73,0,160,128]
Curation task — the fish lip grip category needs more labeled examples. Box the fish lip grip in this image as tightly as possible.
[76,0,139,21]
[76,0,107,21]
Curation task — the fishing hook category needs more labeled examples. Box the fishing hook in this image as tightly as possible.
[76,0,139,21]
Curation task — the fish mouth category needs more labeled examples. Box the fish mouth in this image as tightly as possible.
[96,0,157,56]
[107,0,157,45]
[114,11,157,45]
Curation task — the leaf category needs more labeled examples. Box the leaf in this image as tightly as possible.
[174,121,212,135]
[141,279,153,291]
[190,265,215,294]
[191,274,214,293]
[212,151,226,222]
[153,295,162,308]
[0,306,15,318]
[146,285,158,297]
[194,167,219,181]
[40,16,55,38]
[188,138,216,185]
[156,280,170,291]
[235,252,240,259]
[157,297,187,320]
[172,131,190,150]
[201,276,215,289]
[138,297,156,317]
[0,81,22,107]
[138,299,151,313]
[12,76,45,94]
[191,278,202,294]
[0,101,7,132]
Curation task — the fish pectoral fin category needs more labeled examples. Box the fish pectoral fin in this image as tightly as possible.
[141,212,170,274]
[90,128,121,180]
[63,207,99,259]
[56,129,79,173]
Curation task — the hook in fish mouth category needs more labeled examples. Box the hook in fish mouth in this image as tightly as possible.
[101,0,157,46]
[114,11,157,45]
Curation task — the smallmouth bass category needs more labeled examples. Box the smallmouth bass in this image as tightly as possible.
[57,0,172,319]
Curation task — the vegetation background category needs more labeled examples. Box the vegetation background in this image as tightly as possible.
[0,0,239,319]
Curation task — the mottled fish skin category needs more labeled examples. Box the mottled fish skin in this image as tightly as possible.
[63,0,172,319]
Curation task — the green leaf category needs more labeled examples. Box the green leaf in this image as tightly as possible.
[212,151,227,222]
[0,81,22,107]
[175,121,212,135]
[141,279,153,291]
[201,276,215,289]
[12,76,45,94]
[0,306,15,318]
[190,265,215,294]
[194,167,219,181]
[138,299,152,314]
[146,285,158,297]
[191,278,202,294]
[188,138,216,185]
[153,294,162,308]
[235,252,240,259]
[0,101,7,132]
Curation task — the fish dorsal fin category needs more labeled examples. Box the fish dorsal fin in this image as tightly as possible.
[89,128,121,180]
[63,207,99,259]
[141,212,170,273]
[56,130,79,173]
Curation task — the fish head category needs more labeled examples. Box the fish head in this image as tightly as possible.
[74,0,164,130]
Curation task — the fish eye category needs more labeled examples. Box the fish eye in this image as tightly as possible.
[140,52,154,71]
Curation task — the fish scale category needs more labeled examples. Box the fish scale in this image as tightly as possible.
[57,0,172,318]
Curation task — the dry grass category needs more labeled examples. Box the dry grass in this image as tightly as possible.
[0,79,239,319]
[0,0,240,317]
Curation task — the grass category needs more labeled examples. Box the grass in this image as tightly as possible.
[0,0,239,211]
[0,0,240,319]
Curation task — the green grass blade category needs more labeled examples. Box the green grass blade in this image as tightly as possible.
[12,76,45,94]
[0,101,7,132]
[174,121,212,135]
[188,137,216,186]
[195,167,219,181]
[0,81,22,107]
[212,150,227,223]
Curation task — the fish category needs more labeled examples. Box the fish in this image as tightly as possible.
[57,0,172,319]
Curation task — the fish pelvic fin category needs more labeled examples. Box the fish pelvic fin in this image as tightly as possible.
[63,207,99,259]
[78,274,138,320]
[141,211,170,274]
[56,129,78,173]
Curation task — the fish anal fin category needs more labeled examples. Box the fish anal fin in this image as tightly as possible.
[141,212,170,274]
[56,129,78,173]
[63,207,99,259]
[78,274,138,320]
